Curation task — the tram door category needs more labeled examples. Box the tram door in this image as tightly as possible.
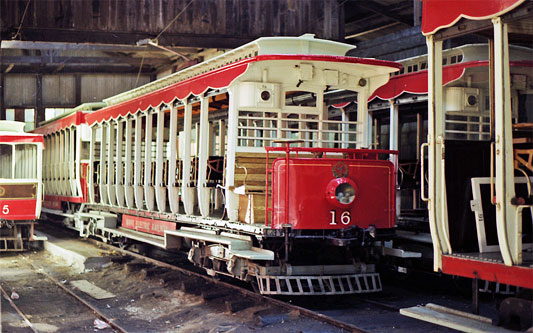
[372,101,428,224]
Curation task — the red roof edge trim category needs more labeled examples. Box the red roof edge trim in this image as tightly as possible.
[33,111,86,136]
[369,59,533,102]
[422,0,525,36]
[0,135,44,144]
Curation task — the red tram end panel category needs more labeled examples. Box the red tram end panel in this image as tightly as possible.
[271,157,396,230]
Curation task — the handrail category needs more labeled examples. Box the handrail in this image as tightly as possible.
[490,141,496,205]
[420,143,429,202]
[265,146,398,156]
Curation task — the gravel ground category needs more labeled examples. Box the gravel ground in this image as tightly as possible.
[0,248,346,333]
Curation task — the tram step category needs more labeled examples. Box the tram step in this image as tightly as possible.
[165,227,274,260]
[400,303,515,333]
[255,272,382,295]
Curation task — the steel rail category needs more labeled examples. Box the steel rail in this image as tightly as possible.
[0,283,38,333]
[19,255,128,333]
[86,238,369,333]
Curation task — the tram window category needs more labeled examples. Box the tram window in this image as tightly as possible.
[0,144,13,178]
[421,62,427,70]
[451,56,457,64]
[14,144,37,179]
[457,54,463,62]
[442,58,447,65]
[413,64,418,72]
[518,93,533,123]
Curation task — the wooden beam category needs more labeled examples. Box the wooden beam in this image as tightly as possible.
[1,40,201,54]
[35,73,44,127]
[6,28,254,49]
[0,73,5,120]
[1,55,171,65]
[75,74,81,106]
[0,65,157,75]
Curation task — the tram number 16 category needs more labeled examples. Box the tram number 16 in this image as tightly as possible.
[329,210,351,225]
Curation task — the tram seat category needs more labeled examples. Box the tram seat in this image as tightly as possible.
[232,153,273,224]
[206,156,224,186]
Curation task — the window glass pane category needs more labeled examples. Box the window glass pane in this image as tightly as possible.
[14,144,37,179]
[5,109,15,121]
[24,109,35,131]
[0,144,13,178]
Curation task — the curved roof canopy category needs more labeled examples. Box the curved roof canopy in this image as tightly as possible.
[421,0,525,35]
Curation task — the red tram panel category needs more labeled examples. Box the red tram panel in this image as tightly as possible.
[268,148,396,230]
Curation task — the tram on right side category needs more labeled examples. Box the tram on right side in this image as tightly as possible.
[399,0,533,331]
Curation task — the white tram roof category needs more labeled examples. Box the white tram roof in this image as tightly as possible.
[0,121,26,133]
[104,34,360,106]
[0,121,44,143]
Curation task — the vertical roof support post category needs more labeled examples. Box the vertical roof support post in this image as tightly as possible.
[74,125,83,199]
[181,101,195,216]
[155,106,167,213]
[99,123,109,205]
[124,117,135,209]
[388,100,399,165]
[426,34,451,272]
[492,17,520,266]
[225,87,239,222]
[115,120,125,207]
[167,103,180,214]
[144,111,155,211]
[357,88,370,148]
[35,140,43,218]
[107,120,116,206]
[88,125,96,203]
[134,114,145,209]
[198,95,211,217]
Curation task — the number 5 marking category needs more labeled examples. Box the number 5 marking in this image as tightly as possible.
[2,205,9,215]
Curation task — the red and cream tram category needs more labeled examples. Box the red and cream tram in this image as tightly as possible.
[366,43,533,275]
[0,121,44,251]
[37,35,401,295]
[398,0,533,331]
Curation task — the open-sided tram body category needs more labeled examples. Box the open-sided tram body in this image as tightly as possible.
[37,35,401,295]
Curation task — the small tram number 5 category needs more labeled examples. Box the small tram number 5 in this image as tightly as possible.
[330,210,351,225]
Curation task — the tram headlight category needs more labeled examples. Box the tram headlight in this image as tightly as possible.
[326,177,357,208]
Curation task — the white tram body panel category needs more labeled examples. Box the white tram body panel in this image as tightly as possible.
[38,35,401,295]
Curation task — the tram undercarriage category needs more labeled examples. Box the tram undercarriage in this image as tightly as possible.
[42,205,385,296]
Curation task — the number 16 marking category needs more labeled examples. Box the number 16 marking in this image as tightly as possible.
[329,210,351,225]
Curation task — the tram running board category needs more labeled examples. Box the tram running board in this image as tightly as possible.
[256,272,382,295]
[400,303,515,333]
[165,227,274,260]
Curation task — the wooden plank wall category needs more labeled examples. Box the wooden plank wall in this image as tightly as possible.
[0,0,343,48]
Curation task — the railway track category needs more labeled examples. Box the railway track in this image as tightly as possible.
[85,237,461,333]
[87,237,369,333]
[0,254,121,333]
[4,225,471,332]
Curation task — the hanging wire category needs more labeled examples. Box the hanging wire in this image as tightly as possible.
[13,0,32,40]
[135,55,145,87]
[155,0,195,41]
